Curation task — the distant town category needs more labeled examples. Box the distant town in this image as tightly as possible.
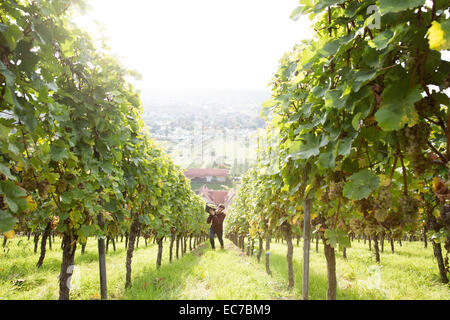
[139,89,269,204]
[140,90,268,195]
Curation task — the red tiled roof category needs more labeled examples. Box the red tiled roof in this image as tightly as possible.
[209,190,228,205]
[196,185,236,208]
[184,168,228,178]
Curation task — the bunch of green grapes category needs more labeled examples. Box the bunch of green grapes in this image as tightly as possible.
[0,194,5,210]
[349,218,364,235]
[329,181,344,200]
[391,228,403,239]
[397,123,431,176]
[37,179,50,199]
[320,190,330,203]
[364,219,378,237]
[356,198,372,214]
[398,194,420,227]
[373,187,392,222]
[311,216,326,237]
[415,96,440,116]
[56,177,68,193]
[410,152,429,176]
[21,168,37,191]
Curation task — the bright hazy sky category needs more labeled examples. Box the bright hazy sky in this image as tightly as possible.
[73,0,312,93]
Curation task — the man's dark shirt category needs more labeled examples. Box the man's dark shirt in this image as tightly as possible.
[207,211,226,233]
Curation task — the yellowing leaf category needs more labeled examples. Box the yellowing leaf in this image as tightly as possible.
[291,214,301,225]
[51,216,60,228]
[26,195,37,212]
[4,230,14,239]
[358,158,367,168]
[379,174,391,187]
[304,184,313,198]
[15,160,25,172]
[364,116,377,126]
[428,21,449,51]
[433,176,447,194]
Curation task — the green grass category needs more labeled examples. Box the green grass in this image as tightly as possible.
[0,235,448,300]
[265,239,449,300]
[124,241,290,299]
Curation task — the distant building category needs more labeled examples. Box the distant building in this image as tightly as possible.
[196,185,236,209]
[184,168,228,183]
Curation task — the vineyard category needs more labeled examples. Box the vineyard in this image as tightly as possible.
[225,0,450,300]
[0,0,208,300]
[1,0,450,301]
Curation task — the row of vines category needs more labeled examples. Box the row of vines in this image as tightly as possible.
[225,0,450,299]
[0,0,208,300]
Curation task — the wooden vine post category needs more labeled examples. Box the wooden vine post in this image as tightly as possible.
[97,212,107,300]
[302,163,312,300]
[302,195,312,300]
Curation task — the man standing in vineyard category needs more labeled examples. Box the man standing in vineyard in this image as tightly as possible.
[207,204,226,250]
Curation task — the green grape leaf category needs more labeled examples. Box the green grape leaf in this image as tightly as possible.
[378,0,425,15]
[312,0,347,13]
[352,70,377,92]
[0,210,17,233]
[139,214,151,226]
[0,61,15,87]
[368,30,395,50]
[0,163,16,181]
[318,39,341,57]
[375,84,421,131]
[1,24,23,50]
[0,180,28,213]
[50,141,69,161]
[352,112,362,130]
[317,150,335,169]
[0,123,10,137]
[325,89,345,110]
[335,136,353,157]
[290,6,307,21]
[34,22,53,45]
[324,229,351,251]
[78,224,96,238]
[343,169,379,200]
[16,41,40,75]
[289,134,329,160]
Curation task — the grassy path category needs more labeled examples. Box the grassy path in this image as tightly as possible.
[125,240,292,299]
[0,236,448,299]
